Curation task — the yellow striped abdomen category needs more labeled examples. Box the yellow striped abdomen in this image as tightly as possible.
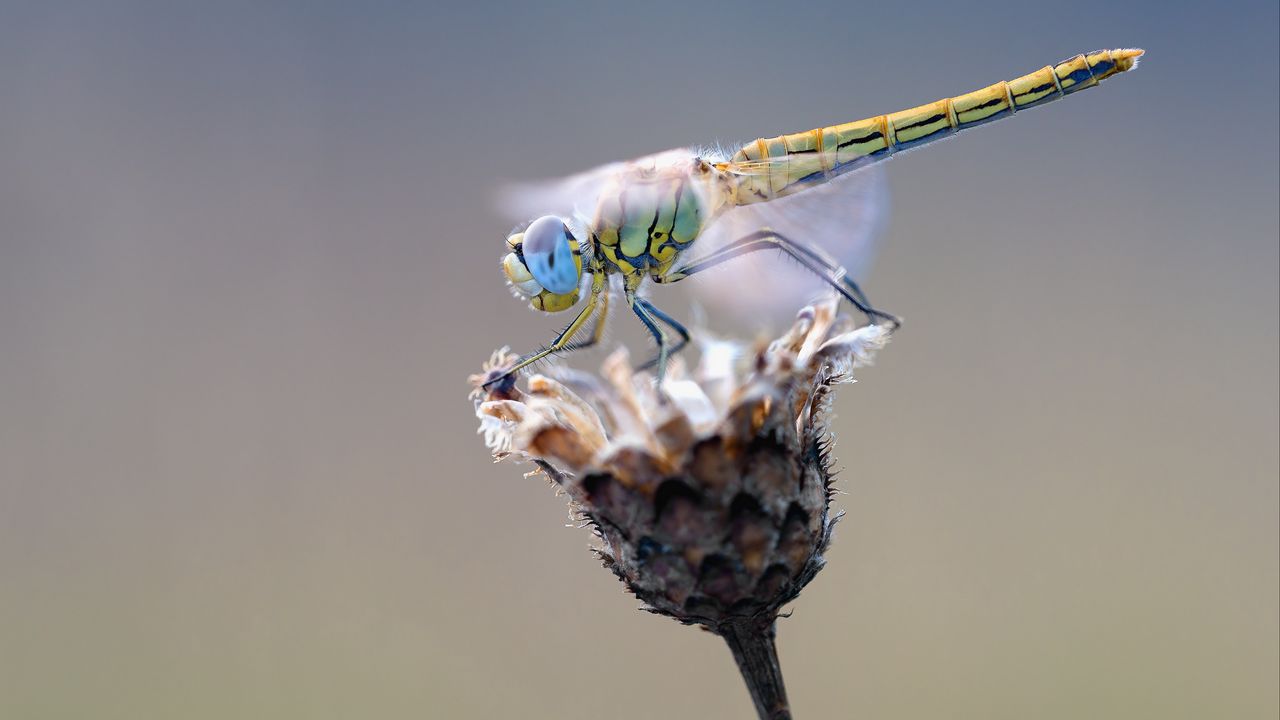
[727,48,1143,204]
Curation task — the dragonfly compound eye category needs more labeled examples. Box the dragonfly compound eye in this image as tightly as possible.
[521,215,580,295]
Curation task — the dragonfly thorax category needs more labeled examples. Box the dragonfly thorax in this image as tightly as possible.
[591,160,717,282]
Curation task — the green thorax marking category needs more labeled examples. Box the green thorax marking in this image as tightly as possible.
[592,162,710,279]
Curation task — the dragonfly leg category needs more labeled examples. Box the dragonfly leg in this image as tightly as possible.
[626,292,688,384]
[561,288,610,353]
[483,273,608,389]
[632,297,690,372]
[658,229,901,330]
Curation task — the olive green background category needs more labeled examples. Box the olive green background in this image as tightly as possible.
[2,1,1276,718]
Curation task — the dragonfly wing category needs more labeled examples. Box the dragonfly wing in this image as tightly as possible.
[493,149,700,226]
[682,162,890,328]
[493,162,620,225]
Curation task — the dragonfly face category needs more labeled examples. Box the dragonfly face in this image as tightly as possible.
[502,214,584,312]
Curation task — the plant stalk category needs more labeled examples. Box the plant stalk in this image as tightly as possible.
[719,619,791,720]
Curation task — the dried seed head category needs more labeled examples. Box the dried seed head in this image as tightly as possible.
[469,299,889,629]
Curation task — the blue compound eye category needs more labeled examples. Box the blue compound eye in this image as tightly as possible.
[522,215,579,294]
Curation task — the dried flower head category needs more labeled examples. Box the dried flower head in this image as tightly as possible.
[469,298,889,720]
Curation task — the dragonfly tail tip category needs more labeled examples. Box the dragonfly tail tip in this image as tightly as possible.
[1113,48,1145,71]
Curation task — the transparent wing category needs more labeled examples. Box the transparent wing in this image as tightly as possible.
[493,161,620,225]
[681,160,890,328]
[493,144,891,331]
[493,148,700,225]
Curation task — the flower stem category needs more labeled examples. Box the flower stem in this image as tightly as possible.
[719,619,792,720]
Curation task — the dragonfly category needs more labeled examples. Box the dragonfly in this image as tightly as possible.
[487,48,1143,388]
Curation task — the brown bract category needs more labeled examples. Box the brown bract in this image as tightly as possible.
[469,299,888,629]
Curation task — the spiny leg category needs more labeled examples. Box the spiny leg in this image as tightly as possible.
[660,229,895,327]
[790,236,874,310]
[632,297,690,372]
[483,274,607,389]
[627,292,678,384]
[562,288,610,353]
[485,295,598,388]
[656,229,900,330]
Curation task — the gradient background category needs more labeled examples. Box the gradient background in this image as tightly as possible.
[2,2,1276,718]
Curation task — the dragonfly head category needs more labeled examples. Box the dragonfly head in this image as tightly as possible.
[502,215,583,312]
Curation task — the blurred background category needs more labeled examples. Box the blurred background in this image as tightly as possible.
[1,1,1276,718]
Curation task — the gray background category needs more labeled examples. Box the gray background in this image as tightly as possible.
[2,1,1276,718]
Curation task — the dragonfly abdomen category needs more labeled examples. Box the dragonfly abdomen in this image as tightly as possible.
[727,48,1143,204]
